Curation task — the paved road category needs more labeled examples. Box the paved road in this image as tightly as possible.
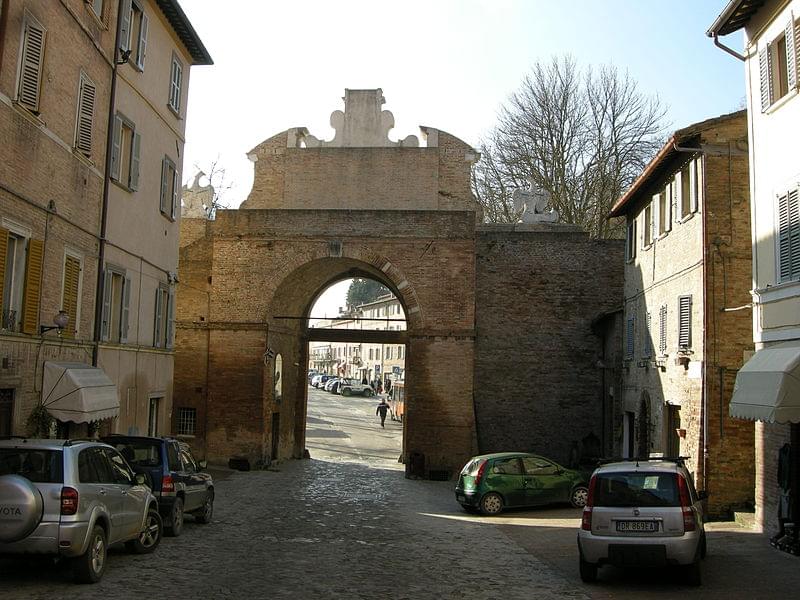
[2,385,798,598]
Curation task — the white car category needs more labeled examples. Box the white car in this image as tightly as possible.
[338,379,374,396]
[577,458,707,586]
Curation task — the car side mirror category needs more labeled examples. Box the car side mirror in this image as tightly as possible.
[133,473,146,486]
[198,460,208,470]
[697,490,708,500]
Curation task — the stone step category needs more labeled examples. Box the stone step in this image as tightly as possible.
[734,510,756,529]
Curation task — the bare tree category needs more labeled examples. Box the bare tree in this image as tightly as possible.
[472,56,667,238]
[190,157,234,219]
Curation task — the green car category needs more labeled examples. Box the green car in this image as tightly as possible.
[455,452,589,515]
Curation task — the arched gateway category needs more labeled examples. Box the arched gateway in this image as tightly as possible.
[176,89,625,478]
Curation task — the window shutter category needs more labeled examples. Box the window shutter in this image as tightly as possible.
[21,238,43,335]
[110,115,122,181]
[665,179,673,232]
[659,304,667,356]
[17,16,46,113]
[154,288,163,347]
[0,228,8,310]
[100,269,112,341]
[759,45,772,112]
[169,59,182,111]
[136,12,148,69]
[787,18,797,90]
[674,170,683,221]
[129,131,141,190]
[626,317,634,358]
[62,255,81,339]
[653,194,661,238]
[120,276,131,343]
[166,290,175,349]
[778,188,800,282]
[678,296,692,350]
[119,0,132,53]
[171,167,179,219]
[75,75,96,158]
[692,158,702,213]
[643,312,652,358]
[160,158,169,213]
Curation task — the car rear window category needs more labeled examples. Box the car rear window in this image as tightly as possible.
[462,458,485,476]
[0,449,64,483]
[107,441,162,468]
[594,472,680,507]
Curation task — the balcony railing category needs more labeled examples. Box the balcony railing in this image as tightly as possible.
[1,310,18,332]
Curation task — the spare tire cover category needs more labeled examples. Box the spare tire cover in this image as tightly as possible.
[0,475,44,543]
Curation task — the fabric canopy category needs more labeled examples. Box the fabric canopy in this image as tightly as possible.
[729,342,800,423]
[41,362,119,424]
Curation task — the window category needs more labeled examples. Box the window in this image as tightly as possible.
[61,253,82,339]
[160,156,179,219]
[625,316,634,359]
[521,456,558,476]
[759,19,797,111]
[119,0,147,68]
[168,54,183,114]
[491,457,523,475]
[104,449,133,484]
[153,283,174,348]
[777,186,800,283]
[0,389,13,437]
[176,408,196,436]
[658,304,667,356]
[678,295,692,351]
[16,12,46,113]
[376,348,381,360]
[74,73,96,158]
[642,203,653,247]
[90,0,104,19]
[0,226,43,334]
[398,346,403,360]
[100,267,131,343]
[655,186,671,237]
[110,113,141,190]
[625,218,636,261]
[643,311,652,359]
[148,397,160,436]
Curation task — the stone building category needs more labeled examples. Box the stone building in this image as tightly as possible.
[709,0,800,536]
[0,0,210,437]
[608,110,753,517]
[175,89,623,475]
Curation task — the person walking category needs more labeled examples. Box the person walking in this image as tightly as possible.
[376,399,390,428]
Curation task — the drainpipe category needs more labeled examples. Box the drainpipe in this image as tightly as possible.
[92,1,125,367]
[711,34,746,62]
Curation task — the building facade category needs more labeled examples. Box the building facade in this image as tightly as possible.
[0,0,210,439]
[709,0,800,536]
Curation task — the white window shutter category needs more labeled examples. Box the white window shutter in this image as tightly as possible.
[100,269,112,341]
[120,276,131,343]
[160,158,169,213]
[644,311,652,358]
[787,17,797,90]
[692,158,702,213]
[136,12,148,69]
[119,0,132,53]
[154,288,163,347]
[678,295,692,350]
[666,178,674,232]
[75,74,96,157]
[130,131,141,190]
[653,194,660,238]
[171,167,179,219]
[166,290,175,349]
[659,304,667,356]
[110,115,122,181]
[759,45,772,111]
[17,16,46,113]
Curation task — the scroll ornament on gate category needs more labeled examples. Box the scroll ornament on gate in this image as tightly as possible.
[512,177,559,224]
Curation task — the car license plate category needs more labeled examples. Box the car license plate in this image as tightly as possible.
[616,520,658,532]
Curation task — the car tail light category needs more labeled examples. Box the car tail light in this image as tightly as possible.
[581,475,597,531]
[162,474,175,493]
[61,487,79,515]
[473,460,487,487]
[677,474,696,532]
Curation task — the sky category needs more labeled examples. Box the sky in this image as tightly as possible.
[177,0,746,313]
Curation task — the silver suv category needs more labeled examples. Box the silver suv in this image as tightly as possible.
[339,378,374,397]
[0,438,163,583]
[577,458,707,586]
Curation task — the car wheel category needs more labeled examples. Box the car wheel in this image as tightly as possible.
[570,486,589,508]
[194,490,214,524]
[479,492,504,515]
[684,561,702,586]
[165,497,184,537]
[126,508,163,554]
[342,388,351,396]
[72,525,107,583]
[364,389,373,397]
[579,556,597,583]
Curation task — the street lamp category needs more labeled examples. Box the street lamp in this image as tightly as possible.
[40,310,69,335]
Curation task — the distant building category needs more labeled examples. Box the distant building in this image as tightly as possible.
[608,110,753,517]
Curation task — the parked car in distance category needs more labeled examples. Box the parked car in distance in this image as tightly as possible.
[339,378,374,397]
[0,438,162,583]
[577,458,707,586]
[324,377,340,392]
[101,435,214,537]
[328,378,344,394]
[455,452,588,515]
[311,374,332,388]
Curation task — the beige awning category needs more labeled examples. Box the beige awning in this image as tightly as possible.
[729,342,800,423]
[42,362,119,424]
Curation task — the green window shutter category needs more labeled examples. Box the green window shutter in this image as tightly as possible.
[17,16,46,113]
[75,74,96,158]
[778,188,800,282]
[136,12,148,69]
[129,131,141,190]
[62,255,81,339]
[100,269,112,341]
[110,115,122,181]
[120,276,131,343]
[21,238,44,335]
